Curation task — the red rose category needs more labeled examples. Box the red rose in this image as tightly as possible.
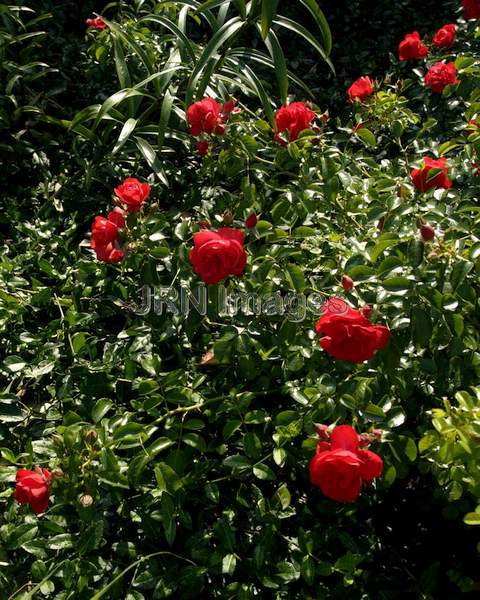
[90,215,125,263]
[424,61,459,94]
[86,17,107,30]
[245,212,258,229]
[196,140,209,156]
[91,216,118,246]
[309,425,383,503]
[463,0,480,19]
[189,228,247,285]
[398,32,429,61]
[347,77,374,102]
[274,102,315,142]
[410,156,452,191]
[15,468,52,514]
[107,207,126,229]
[114,177,151,212]
[187,97,223,136]
[432,24,457,49]
[315,297,390,363]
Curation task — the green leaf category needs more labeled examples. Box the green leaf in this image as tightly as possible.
[273,15,334,73]
[112,118,137,154]
[134,137,168,185]
[411,307,432,347]
[285,264,305,292]
[464,512,480,525]
[298,0,332,54]
[222,553,237,575]
[186,17,244,104]
[3,355,26,373]
[356,128,376,147]
[260,0,279,40]
[450,261,473,291]
[262,28,288,102]
[253,463,276,480]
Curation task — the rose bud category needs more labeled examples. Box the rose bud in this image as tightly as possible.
[315,423,330,440]
[215,123,226,135]
[372,429,383,440]
[223,210,234,225]
[359,433,371,448]
[196,140,209,156]
[420,223,435,242]
[198,220,211,229]
[245,212,257,229]
[361,304,373,319]
[341,275,354,291]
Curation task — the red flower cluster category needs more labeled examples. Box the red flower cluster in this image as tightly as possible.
[91,209,125,263]
[463,0,480,19]
[398,31,429,61]
[411,157,452,191]
[90,177,150,263]
[114,177,151,213]
[424,62,459,94]
[309,425,383,503]
[347,76,374,102]
[187,97,237,138]
[432,24,457,49]
[189,228,247,285]
[86,17,107,30]
[315,298,390,363]
[15,468,52,514]
[274,102,315,144]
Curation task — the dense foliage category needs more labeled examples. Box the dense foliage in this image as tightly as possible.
[1,1,480,598]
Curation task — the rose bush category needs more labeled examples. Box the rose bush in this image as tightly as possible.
[1,1,480,598]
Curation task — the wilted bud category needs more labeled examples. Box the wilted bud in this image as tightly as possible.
[51,468,64,480]
[79,494,94,508]
[198,220,211,230]
[361,304,373,319]
[223,210,234,225]
[377,216,385,231]
[84,430,98,444]
[372,428,383,440]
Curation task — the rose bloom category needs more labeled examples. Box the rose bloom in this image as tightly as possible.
[347,76,374,102]
[432,24,457,49]
[398,31,429,61]
[189,228,247,285]
[309,425,383,503]
[315,297,390,363]
[86,17,107,30]
[90,213,125,263]
[463,0,480,20]
[114,177,151,212]
[187,97,223,136]
[15,468,52,514]
[424,62,459,94]
[411,156,452,192]
[274,102,315,142]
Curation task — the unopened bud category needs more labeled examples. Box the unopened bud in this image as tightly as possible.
[79,494,94,508]
[223,210,234,225]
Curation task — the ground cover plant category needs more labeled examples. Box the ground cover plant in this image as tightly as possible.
[1,0,480,598]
